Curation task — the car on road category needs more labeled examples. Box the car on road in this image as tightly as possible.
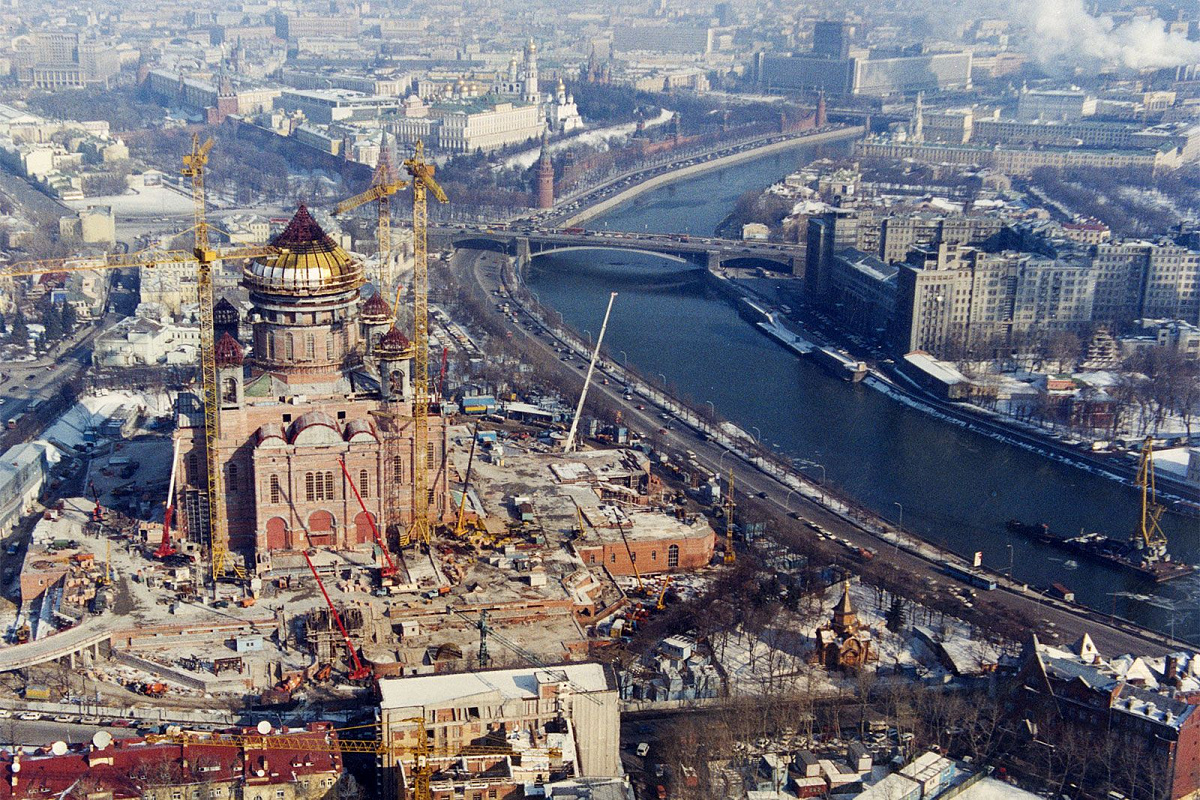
[635,404,645,410]
[53,713,74,723]
[757,491,768,499]
[0,709,10,719]
[81,716,100,725]
[109,719,134,727]
[18,712,39,721]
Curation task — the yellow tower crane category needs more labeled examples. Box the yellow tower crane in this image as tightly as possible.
[150,720,563,800]
[402,140,448,547]
[333,135,408,311]
[2,136,275,583]
[1134,437,1169,558]
[723,469,736,565]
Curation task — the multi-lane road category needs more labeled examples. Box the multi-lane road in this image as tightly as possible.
[462,247,1175,657]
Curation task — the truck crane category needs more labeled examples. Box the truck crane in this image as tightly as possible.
[300,548,371,681]
[154,439,182,559]
[453,421,480,539]
[337,457,397,579]
[2,135,278,585]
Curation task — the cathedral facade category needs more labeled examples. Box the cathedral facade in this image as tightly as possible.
[175,206,450,574]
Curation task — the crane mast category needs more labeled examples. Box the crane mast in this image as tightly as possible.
[333,135,407,299]
[1134,437,1168,557]
[723,469,736,564]
[402,141,448,547]
[3,139,272,585]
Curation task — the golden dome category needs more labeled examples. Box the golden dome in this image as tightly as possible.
[244,205,363,297]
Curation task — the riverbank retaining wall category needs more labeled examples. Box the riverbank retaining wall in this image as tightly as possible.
[562,126,863,228]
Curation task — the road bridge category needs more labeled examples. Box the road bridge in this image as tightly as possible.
[432,224,803,274]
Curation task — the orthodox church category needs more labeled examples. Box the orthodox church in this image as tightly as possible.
[174,205,450,575]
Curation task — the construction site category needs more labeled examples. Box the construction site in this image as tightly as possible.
[0,137,727,800]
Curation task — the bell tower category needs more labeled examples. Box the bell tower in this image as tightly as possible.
[215,332,244,410]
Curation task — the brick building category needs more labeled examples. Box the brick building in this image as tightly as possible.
[1013,634,1200,800]
[0,723,343,800]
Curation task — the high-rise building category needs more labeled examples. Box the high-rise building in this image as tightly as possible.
[812,21,850,60]
[892,244,1094,356]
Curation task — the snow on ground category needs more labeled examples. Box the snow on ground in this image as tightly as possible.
[501,109,674,170]
[1154,446,1193,479]
[42,390,171,451]
[957,778,1041,799]
[711,581,942,697]
[66,184,194,217]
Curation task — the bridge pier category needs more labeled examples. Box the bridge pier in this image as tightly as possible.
[515,237,531,272]
[707,251,722,271]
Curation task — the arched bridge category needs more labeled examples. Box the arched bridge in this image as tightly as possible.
[431,224,803,273]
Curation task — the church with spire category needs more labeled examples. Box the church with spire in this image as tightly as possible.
[173,205,451,575]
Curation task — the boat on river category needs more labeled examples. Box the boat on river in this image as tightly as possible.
[1006,439,1194,584]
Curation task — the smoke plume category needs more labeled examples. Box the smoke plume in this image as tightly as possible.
[1027,0,1200,71]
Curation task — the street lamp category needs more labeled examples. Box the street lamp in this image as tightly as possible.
[784,489,798,511]
[893,502,903,531]
[704,400,716,418]
[751,425,762,443]
[657,373,668,387]
[1006,544,1014,579]
[619,350,629,369]
[584,329,593,346]
[719,450,735,471]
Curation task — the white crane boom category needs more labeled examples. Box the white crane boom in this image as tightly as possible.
[564,292,617,453]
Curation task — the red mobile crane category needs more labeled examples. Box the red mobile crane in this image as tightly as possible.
[154,440,181,558]
[301,550,372,681]
[337,458,398,578]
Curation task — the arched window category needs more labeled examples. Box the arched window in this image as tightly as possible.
[392,455,403,484]
[285,334,294,361]
[359,469,370,499]
[305,472,316,502]
[227,464,238,493]
[667,544,680,568]
[270,475,281,504]
[305,333,315,361]
[222,376,238,403]
[323,471,335,500]
[266,335,274,360]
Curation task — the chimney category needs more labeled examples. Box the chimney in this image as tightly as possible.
[1165,655,1179,685]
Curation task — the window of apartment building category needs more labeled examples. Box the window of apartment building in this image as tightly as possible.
[270,475,281,504]
[668,544,680,567]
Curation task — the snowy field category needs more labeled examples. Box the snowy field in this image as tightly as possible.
[66,184,193,217]
[42,390,172,451]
